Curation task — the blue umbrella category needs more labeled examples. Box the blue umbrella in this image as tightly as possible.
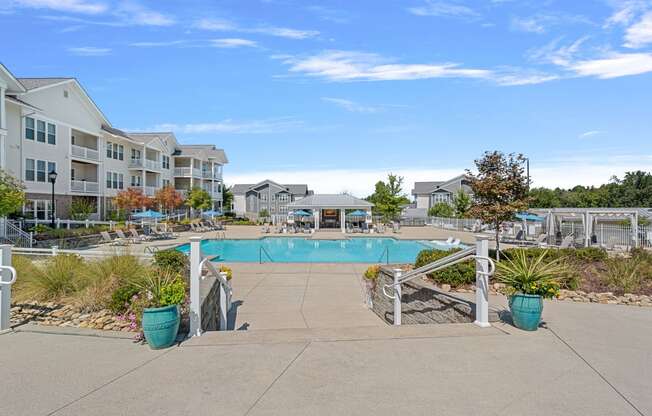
[515,213,544,222]
[292,210,312,217]
[133,209,163,219]
[348,210,368,217]
[202,210,223,217]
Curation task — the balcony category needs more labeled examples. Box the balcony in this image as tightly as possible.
[71,144,100,162]
[129,158,161,171]
[144,186,157,197]
[71,180,99,194]
[174,167,201,177]
[175,189,188,198]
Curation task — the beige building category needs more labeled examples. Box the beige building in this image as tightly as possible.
[0,63,227,220]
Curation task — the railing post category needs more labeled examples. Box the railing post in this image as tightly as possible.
[474,235,491,328]
[393,268,402,326]
[0,245,13,331]
[218,272,229,330]
[189,236,203,337]
[52,245,59,257]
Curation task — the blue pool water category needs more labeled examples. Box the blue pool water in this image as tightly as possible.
[177,237,460,263]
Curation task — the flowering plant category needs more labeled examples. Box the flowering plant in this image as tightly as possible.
[364,265,380,281]
[495,249,568,299]
[219,265,233,281]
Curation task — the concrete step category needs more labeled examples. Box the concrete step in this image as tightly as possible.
[182,323,509,347]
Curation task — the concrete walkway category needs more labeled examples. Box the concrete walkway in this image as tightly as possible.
[225,262,383,331]
[2,298,651,416]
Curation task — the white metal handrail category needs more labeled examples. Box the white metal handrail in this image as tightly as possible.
[0,265,17,286]
[198,257,232,331]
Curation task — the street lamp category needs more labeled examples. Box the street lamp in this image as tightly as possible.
[48,170,58,228]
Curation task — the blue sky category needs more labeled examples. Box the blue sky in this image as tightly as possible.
[2,0,652,196]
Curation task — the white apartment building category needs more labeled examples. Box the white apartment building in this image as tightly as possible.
[0,63,227,220]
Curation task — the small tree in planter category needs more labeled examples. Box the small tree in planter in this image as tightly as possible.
[363,265,380,307]
[495,249,569,331]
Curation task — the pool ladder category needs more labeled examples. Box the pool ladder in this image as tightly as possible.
[377,247,389,264]
[259,246,274,264]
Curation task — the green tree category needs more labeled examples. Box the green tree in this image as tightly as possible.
[467,151,530,259]
[185,187,212,212]
[0,170,26,217]
[222,185,234,213]
[259,209,270,223]
[428,202,455,218]
[453,189,471,218]
[366,174,410,222]
[69,197,95,220]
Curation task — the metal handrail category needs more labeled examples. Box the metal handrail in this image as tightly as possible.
[259,246,274,263]
[377,246,389,264]
[0,265,17,286]
[198,257,232,331]
[398,247,475,285]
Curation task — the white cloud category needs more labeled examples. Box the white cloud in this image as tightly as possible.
[11,0,107,14]
[569,52,652,78]
[211,38,258,48]
[194,18,319,39]
[153,118,303,135]
[511,16,546,33]
[624,11,652,47]
[67,46,111,56]
[114,1,174,26]
[278,50,557,86]
[407,1,478,18]
[321,97,381,113]
[129,40,187,47]
[604,0,650,28]
[579,130,606,139]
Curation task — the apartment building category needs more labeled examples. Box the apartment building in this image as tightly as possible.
[232,180,313,219]
[0,63,227,220]
[411,174,473,210]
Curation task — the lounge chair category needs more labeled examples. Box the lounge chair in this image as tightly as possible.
[445,236,454,244]
[116,229,138,244]
[451,238,461,246]
[100,231,128,246]
[129,228,152,242]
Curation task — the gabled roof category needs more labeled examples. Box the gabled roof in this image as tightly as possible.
[232,181,311,196]
[0,63,26,93]
[412,175,471,195]
[16,77,74,91]
[412,181,444,194]
[5,95,41,111]
[175,145,228,164]
[102,124,132,140]
[288,194,373,209]
[128,132,178,153]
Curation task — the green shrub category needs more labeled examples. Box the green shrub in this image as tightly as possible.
[495,249,569,299]
[79,255,147,312]
[159,279,186,306]
[11,255,39,302]
[602,257,644,294]
[414,248,475,287]
[109,285,140,313]
[153,250,188,275]
[363,265,380,281]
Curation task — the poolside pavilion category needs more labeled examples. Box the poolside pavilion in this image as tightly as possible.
[287,194,374,233]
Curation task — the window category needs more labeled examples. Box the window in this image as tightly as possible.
[106,143,124,160]
[47,123,56,145]
[47,162,56,177]
[162,179,170,187]
[36,120,46,143]
[261,193,268,201]
[118,173,124,189]
[112,172,118,189]
[432,193,451,204]
[131,149,141,161]
[131,175,142,187]
[106,172,112,189]
[106,171,123,189]
[278,193,289,202]
[71,168,76,181]
[25,159,35,181]
[25,117,35,140]
[24,200,53,220]
[162,155,170,169]
[36,160,46,182]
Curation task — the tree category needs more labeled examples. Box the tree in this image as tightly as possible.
[259,209,270,223]
[69,197,95,220]
[428,202,455,218]
[186,187,212,212]
[453,189,471,218]
[222,185,234,213]
[466,151,529,259]
[0,170,25,217]
[366,173,411,222]
[154,186,184,214]
[115,188,152,214]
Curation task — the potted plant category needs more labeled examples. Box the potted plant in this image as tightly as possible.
[363,266,380,307]
[130,269,187,349]
[219,265,233,281]
[495,249,568,331]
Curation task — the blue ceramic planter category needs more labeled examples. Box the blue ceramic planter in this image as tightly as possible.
[142,305,180,349]
[509,294,543,331]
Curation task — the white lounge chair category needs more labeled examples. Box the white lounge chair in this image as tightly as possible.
[445,236,454,244]
[451,238,461,246]
[129,228,152,242]
[100,231,128,246]
[116,229,137,244]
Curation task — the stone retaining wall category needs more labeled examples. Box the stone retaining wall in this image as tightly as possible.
[200,273,222,331]
[369,267,477,325]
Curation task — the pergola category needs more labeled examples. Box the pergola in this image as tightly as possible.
[531,208,646,248]
[287,194,374,233]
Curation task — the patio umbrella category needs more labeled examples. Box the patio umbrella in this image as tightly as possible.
[515,213,544,222]
[202,209,223,218]
[292,210,311,217]
[348,210,368,217]
[133,209,163,219]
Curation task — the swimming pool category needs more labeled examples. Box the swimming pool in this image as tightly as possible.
[177,237,461,263]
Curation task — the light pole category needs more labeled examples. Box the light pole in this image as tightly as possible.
[48,170,58,228]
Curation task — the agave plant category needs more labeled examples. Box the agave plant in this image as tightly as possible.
[495,249,569,299]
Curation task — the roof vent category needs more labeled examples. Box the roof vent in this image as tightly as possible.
[63,90,69,98]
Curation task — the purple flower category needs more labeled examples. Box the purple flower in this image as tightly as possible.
[130,322,137,329]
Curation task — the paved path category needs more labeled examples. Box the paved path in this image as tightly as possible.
[225,262,383,331]
[2,298,651,416]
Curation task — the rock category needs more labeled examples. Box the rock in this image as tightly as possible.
[440,284,451,292]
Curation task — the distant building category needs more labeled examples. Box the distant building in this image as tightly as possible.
[411,174,473,211]
[231,180,313,219]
